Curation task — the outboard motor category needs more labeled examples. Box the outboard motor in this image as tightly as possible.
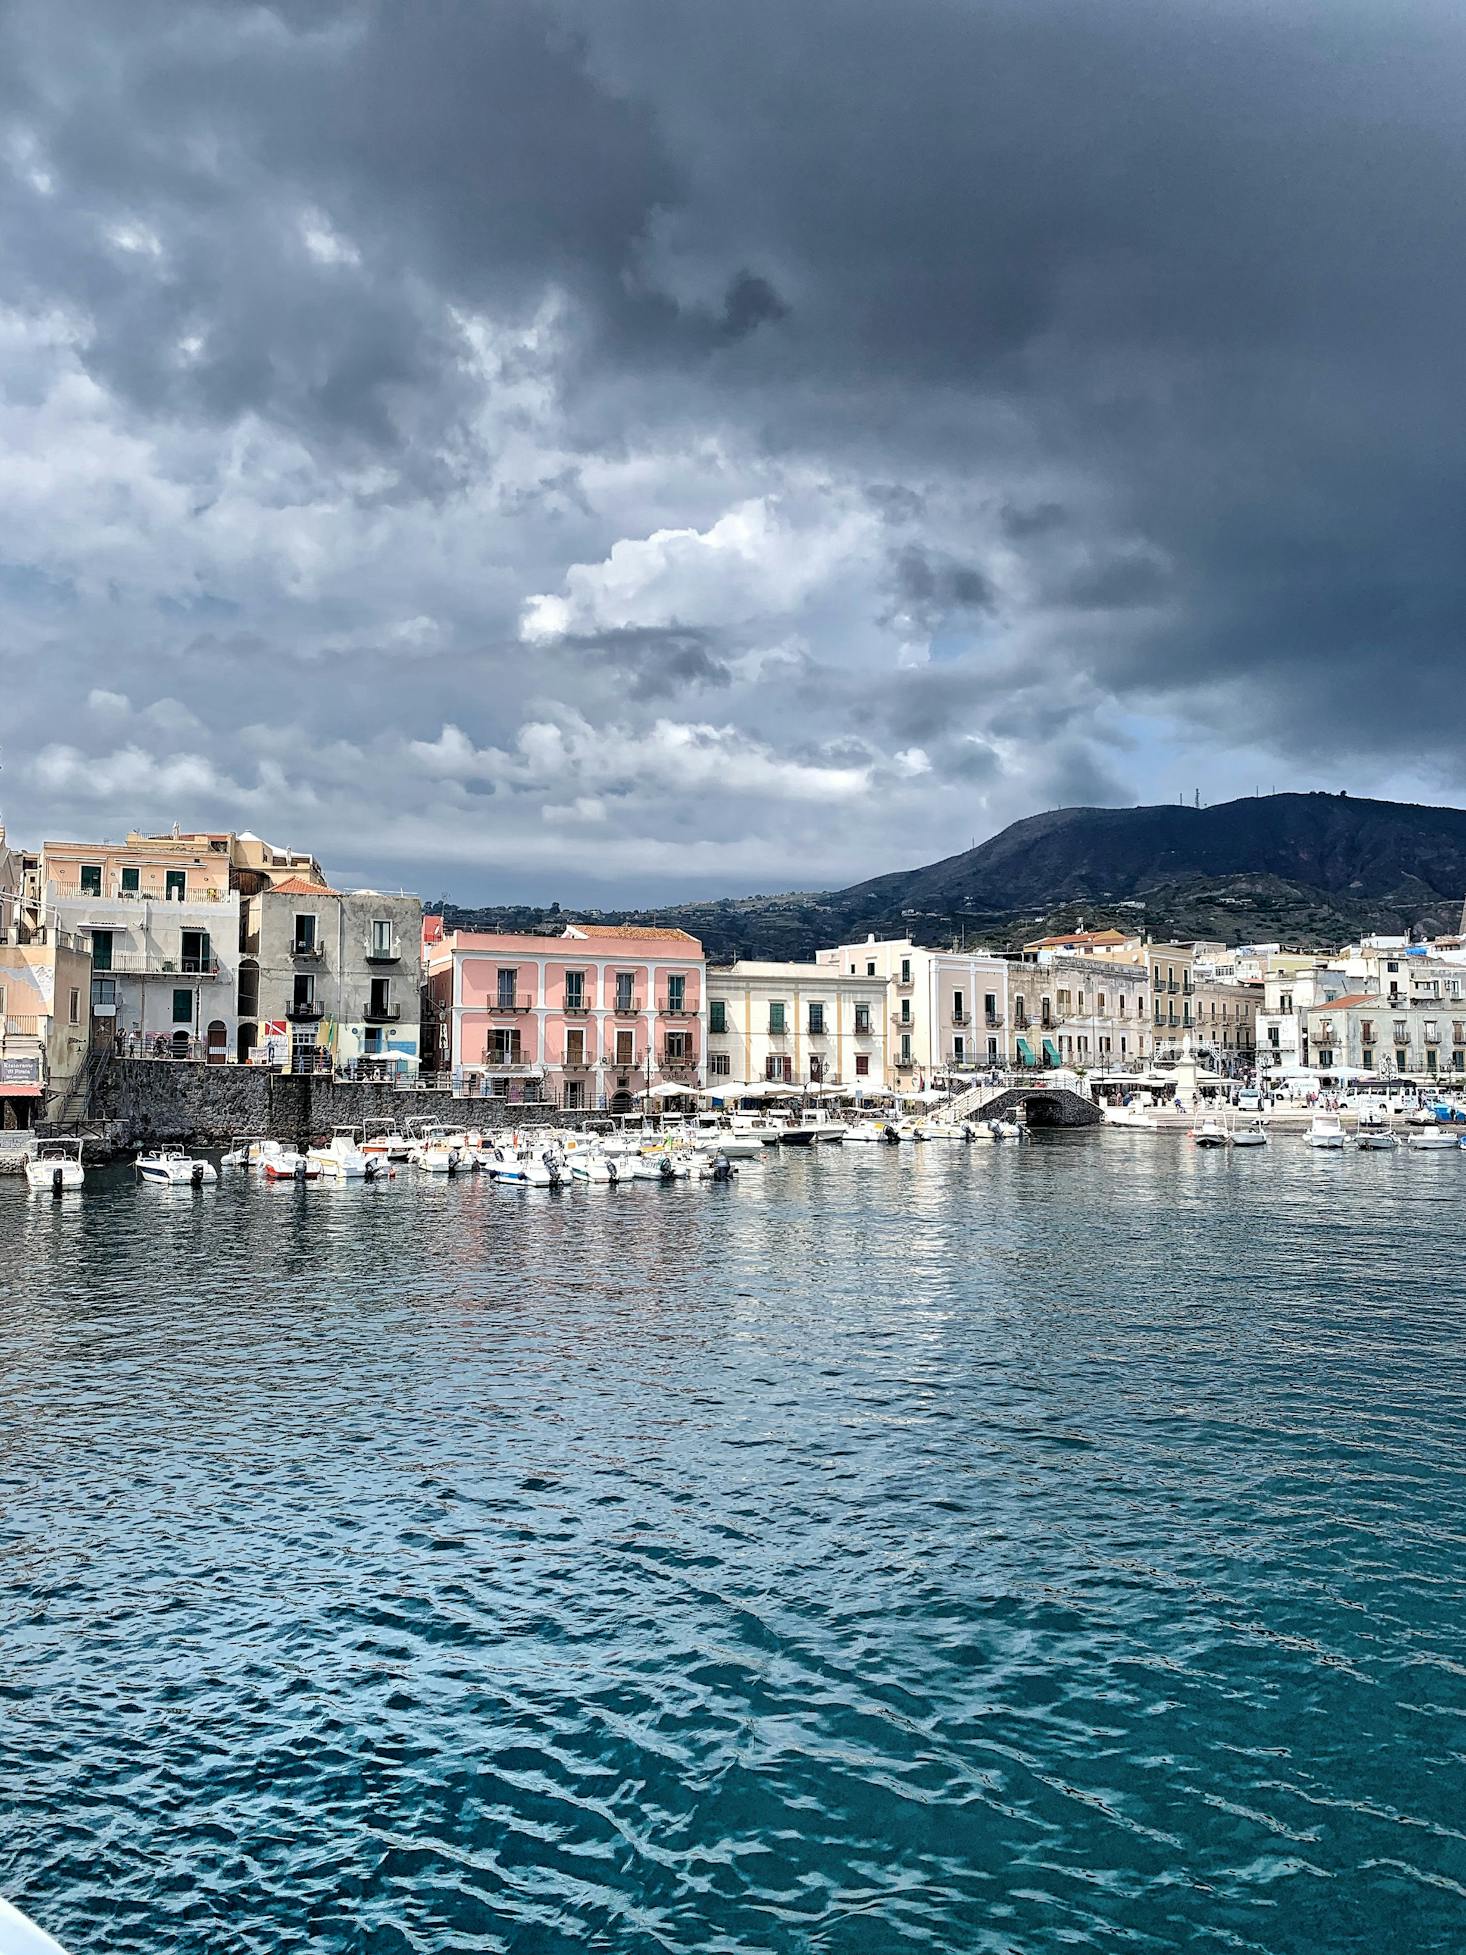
[190,1161,205,1188]
[447,1148,459,1177]
[882,1124,901,1144]
[294,1157,307,1181]
[51,1165,65,1198]
[962,1123,975,1142]
[606,1159,620,1184]
[545,1152,563,1188]
[710,1153,734,1182]
[659,1156,675,1182]
[364,1159,380,1182]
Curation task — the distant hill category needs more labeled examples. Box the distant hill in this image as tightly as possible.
[443,792,1466,959]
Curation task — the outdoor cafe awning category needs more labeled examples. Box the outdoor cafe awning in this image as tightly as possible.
[1016,1036,1037,1064]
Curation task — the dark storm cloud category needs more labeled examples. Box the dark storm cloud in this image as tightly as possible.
[6,0,1466,896]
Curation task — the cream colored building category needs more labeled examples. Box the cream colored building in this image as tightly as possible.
[1007,950,1150,1070]
[1307,995,1466,1081]
[706,962,890,1091]
[816,936,1010,1082]
[0,935,93,1126]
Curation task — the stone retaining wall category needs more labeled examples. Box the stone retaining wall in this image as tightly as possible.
[76,1060,574,1151]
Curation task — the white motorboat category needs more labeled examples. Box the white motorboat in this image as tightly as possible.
[24,1136,87,1194]
[361,1120,413,1163]
[844,1117,898,1143]
[1190,1116,1230,1149]
[308,1127,384,1180]
[222,1133,267,1169]
[260,1148,317,1182]
[1355,1107,1398,1151]
[1408,1126,1459,1151]
[1230,1118,1269,1148]
[0,1894,71,1954]
[1307,1110,1345,1149]
[778,1110,848,1145]
[974,1116,1024,1142]
[492,1147,564,1187]
[569,1151,621,1183]
[136,1149,218,1186]
[920,1117,967,1140]
[729,1113,785,1145]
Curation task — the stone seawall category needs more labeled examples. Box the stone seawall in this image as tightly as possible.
[79,1060,573,1150]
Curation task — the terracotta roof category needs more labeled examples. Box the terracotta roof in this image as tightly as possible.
[1311,993,1375,1010]
[564,923,701,943]
[268,875,338,896]
[1028,928,1132,948]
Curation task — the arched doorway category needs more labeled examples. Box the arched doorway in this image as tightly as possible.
[206,1019,227,1065]
[610,1090,634,1115]
[171,1030,191,1059]
[237,1022,257,1065]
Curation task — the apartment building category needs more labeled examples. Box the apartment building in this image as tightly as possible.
[1008,950,1150,1069]
[40,834,241,1061]
[0,935,92,1126]
[240,879,423,1076]
[816,936,1009,1081]
[1307,995,1466,1080]
[706,962,889,1091]
[424,923,705,1110]
[1192,977,1261,1070]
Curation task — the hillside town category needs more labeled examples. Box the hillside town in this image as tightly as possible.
[3,820,1466,1129]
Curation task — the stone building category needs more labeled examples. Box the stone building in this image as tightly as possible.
[1007,950,1150,1070]
[815,935,1009,1082]
[239,878,423,1077]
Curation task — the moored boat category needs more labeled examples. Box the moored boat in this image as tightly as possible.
[136,1149,218,1187]
[24,1136,87,1194]
[1307,1110,1345,1149]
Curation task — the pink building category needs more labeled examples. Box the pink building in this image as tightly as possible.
[424,922,706,1111]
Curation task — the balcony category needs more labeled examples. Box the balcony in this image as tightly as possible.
[950,1010,967,1026]
[612,995,642,1014]
[285,1000,323,1022]
[480,1057,537,1075]
[658,998,693,1016]
[559,1057,595,1072]
[985,1012,1004,1027]
[766,1021,789,1037]
[561,998,591,1015]
[97,955,222,980]
[364,937,401,964]
[363,1000,402,1024]
[853,1019,873,1037]
[1425,1028,1442,1044]
[292,941,325,961]
[896,974,914,990]
[660,1051,697,1071]
[491,993,534,1013]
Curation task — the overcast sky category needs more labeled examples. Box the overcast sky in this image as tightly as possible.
[2,0,1464,902]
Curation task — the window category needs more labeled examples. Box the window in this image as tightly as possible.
[900,958,911,984]
[372,919,393,957]
[1425,1020,1440,1043]
[1013,995,1027,1028]
[768,1001,786,1034]
[809,1055,824,1082]
[1268,1026,1281,1046]
[563,1079,585,1110]
[615,1029,635,1067]
[900,1032,911,1062]
[855,1054,870,1077]
[165,870,186,902]
[80,864,102,896]
[172,988,192,1025]
[565,1028,585,1066]
[665,1031,687,1060]
[1057,989,1070,1014]
[182,930,211,974]
[491,1028,522,1064]
[899,1000,911,1025]
[1393,1019,1408,1042]
[952,990,964,1021]
[369,977,391,1018]
[1427,1049,1438,1073]
[294,914,317,953]
[667,973,686,1012]
[1280,992,1292,1014]
[1097,993,1106,1013]
[854,1005,871,1034]
[808,1003,825,1035]
[293,975,315,1009]
[1455,1049,1465,1072]
[953,1036,965,1061]
[616,972,635,1012]
[497,968,518,1008]
[984,993,997,1023]
[709,999,727,1034]
[709,1052,731,1077]
[564,970,585,1010]
[91,928,113,972]
[1362,1047,1374,1070]
[120,866,140,893]
[92,978,116,1007]
[866,961,876,977]
[765,1055,793,1081]
[68,988,81,1025]
[1396,1048,1408,1071]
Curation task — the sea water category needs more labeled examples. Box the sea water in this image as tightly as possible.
[1,1136,1463,1952]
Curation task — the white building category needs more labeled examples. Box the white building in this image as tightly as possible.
[706,961,890,1092]
[816,936,1009,1083]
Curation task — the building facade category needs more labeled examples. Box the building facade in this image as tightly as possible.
[424,923,705,1110]
[240,879,423,1076]
[1008,950,1150,1069]
[1307,995,1466,1080]
[706,962,889,1090]
[40,835,240,1062]
[0,935,92,1126]
[816,936,1009,1081]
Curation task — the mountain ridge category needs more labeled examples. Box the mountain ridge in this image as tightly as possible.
[440,791,1466,959]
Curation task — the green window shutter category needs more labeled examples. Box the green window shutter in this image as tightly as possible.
[769,1002,785,1033]
[172,989,193,1024]
[709,999,726,1034]
[120,867,139,893]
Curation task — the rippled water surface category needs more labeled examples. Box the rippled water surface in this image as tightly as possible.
[2,1135,1465,1953]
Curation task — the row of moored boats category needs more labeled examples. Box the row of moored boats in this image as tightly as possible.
[1190,1109,1466,1151]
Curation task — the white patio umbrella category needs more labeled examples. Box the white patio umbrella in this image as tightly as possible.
[648,1080,697,1098]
